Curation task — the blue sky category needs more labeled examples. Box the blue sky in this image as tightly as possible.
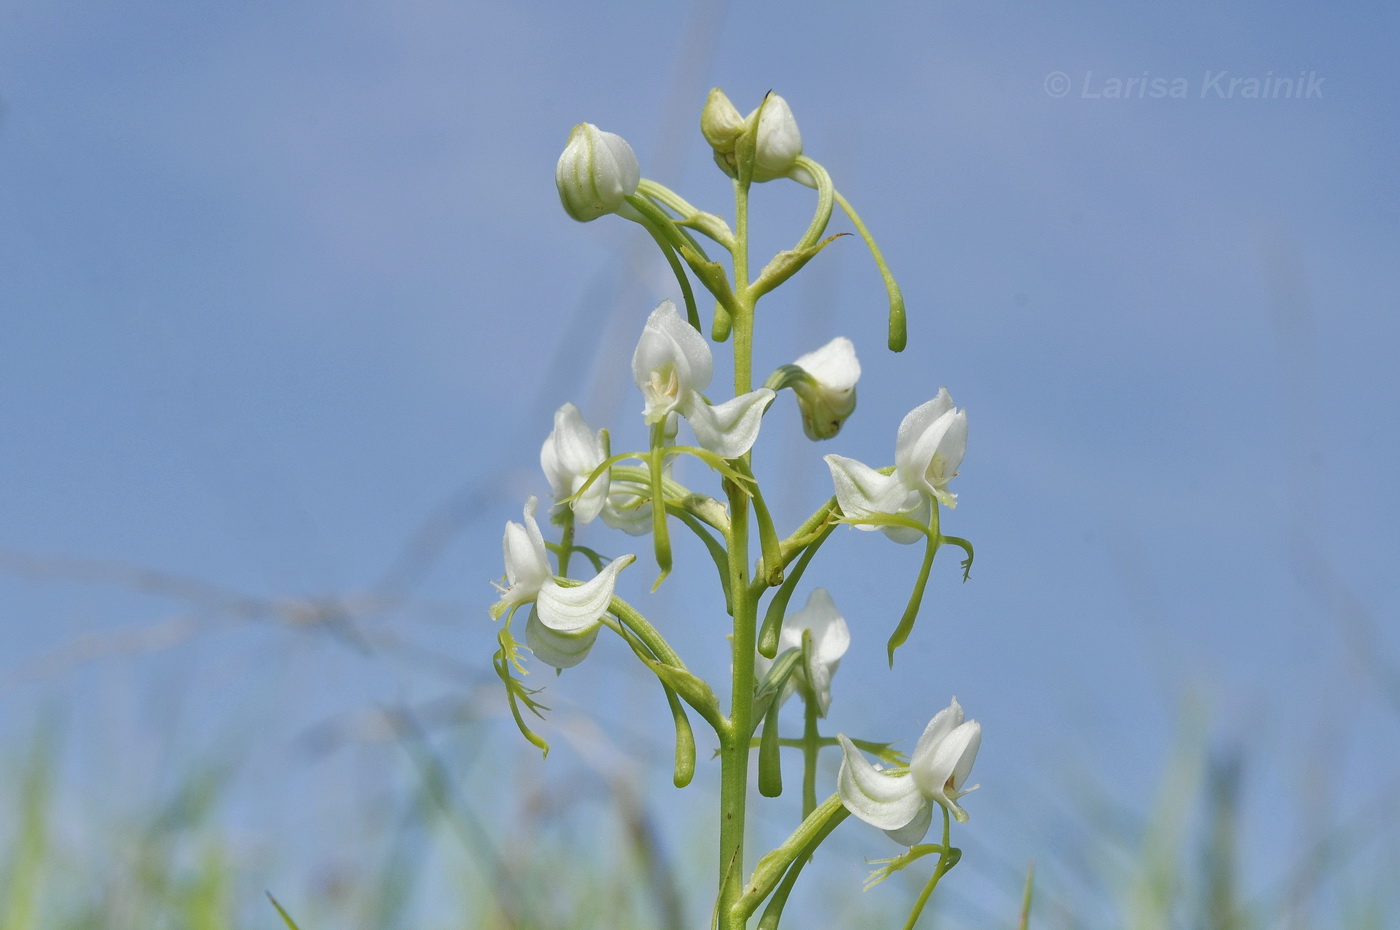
[3,0,1398,923]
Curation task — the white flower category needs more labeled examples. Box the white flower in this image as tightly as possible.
[754,588,850,716]
[837,697,982,842]
[790,337,860,440]
[824,388,966,543]
[489,497,633,668]
[632,300,775,458]
[540,403,609,523]
[555,123,641,223]
[748,93,803,183]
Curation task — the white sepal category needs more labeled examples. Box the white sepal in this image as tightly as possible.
[753,588,851,715]
[535,555,633,634]
[837,698,983,841]
[682,388,775,459]
[823,454,925,544]
[836,735,926,832]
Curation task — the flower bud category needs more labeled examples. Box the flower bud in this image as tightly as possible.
[790,337,860,440]
[748,93,803,183]
[555,123,640,222]
[700,88,745,155]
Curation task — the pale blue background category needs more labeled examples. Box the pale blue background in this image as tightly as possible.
[3,0,1397,924]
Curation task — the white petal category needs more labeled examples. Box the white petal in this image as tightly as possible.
[794,337,860,392]
[632,300,713,422]
[490,497,551,618]
[683,388,775,459]
[910,698,982,824]
[525,607,602,669]
[910,697,965,777]
[895,390,955,461]
[534,555,633,634]
[836,735,926,831]
[920,723,981,823]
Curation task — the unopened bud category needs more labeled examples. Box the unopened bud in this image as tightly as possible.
[555,123,640,222]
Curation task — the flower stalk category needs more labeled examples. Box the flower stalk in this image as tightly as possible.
[493,87,985,929]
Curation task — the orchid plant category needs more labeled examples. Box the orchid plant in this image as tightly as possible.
[492,90,981,930]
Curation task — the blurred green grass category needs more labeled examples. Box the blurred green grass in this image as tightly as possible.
[3,702,1396,930]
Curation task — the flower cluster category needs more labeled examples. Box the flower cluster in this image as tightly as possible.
[492,87,988,929]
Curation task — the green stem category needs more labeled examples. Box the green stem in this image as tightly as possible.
[736,793,849,923]
[668,506,733,614]
[801,695,820,819]
[718,163,756,930]
[886,500,942,667]
[718,473,754,929]
[901,807,954,930]
[773,499,839,572]
[754,797,847,930]
[757,523,836,657]
[792,155,834,251]
[648,421,673,589]
[639,217,702,331]
[607,596,686,670]
[735,458,782,588]
[596,612,698,788]
[637,179,736,250]
[555,511,575,578]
